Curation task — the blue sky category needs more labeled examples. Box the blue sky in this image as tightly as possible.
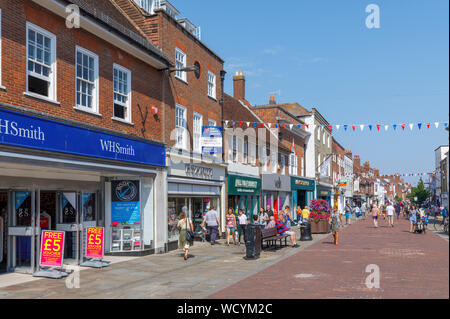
[175,0,449,185]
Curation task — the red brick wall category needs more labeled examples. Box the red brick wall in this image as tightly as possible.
[0,0,166,143]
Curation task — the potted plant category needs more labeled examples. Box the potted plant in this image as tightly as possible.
[309,199,331,234]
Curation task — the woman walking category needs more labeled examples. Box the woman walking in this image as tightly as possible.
[225,208,237,246]
[329,206,343,245]
[409,206,417,233]
[177,211,194,260]
[371,204,380,228]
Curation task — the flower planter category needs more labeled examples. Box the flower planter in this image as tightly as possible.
[310,219,330,234]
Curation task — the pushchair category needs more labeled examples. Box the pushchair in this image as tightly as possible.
[414,213,426,234]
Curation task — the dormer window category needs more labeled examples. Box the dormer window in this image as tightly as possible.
[134,0,153,13]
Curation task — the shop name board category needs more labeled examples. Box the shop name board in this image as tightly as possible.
[295,179,311,187]
[185,164,213,179]
[0,108,165,167]
[235,179,258,189]
[320,191,330,196]
[228,175,261,196]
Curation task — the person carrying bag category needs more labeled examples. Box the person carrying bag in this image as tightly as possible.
[177,211,194,260]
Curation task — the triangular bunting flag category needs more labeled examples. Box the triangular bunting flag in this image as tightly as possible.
[352,125,356,131]
[305,124,309,129]
[344,125,348,131]
[418,123,422,130]
[328,125,332,131]
[225,120,229,126]
[384,125,389,131]
[360,124,365,131]
[435,122,439,128]
[426,123,430,129]
[393,124,397,130]
[368,125,373,131]
[297,124,301,129]
[253,123,257,128]
[261,123,264,128]
[376,125,381,131]
[409,123,413,130]
[401,124,406,130]
[239,121,243,127]
[336,125,341,130]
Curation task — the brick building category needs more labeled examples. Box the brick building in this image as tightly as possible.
[331,137,346,211]
[114,0,227,249]
[0,0,173,273]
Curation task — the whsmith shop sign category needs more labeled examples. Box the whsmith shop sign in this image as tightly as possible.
[0,108,165,166]
[228,175,261,196]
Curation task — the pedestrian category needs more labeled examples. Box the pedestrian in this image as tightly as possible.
[258,208,268,229]
[275,214,299,247]
[409,206,417,233]
[237,209,248,245]
[329,206,343,246]
[296,206,302,223]
[201,205,220,245]
[386,202,395,227]
[225,208,237,246]
[361,202,367,218]
[371,204,379,228]
[354,205,361,218]
[265,205,274,219]
[302,206,310,222]
[177,211,194,260]
[395,202,401,220]
[266,216,276,229]
[344,202,352,225]
[282,205,293,229]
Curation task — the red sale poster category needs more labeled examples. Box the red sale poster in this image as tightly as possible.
[86,227,104,259]
[39,230,65,267]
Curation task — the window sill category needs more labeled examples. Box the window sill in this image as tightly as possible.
[73,106,102,117]
[112,117,134,126]
[0,85,6,91]
[207,95,217,102]
[24,92,60,105]
[175,76,188,85]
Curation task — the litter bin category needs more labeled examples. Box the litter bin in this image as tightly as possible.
[244,224,262,260]
[300,222,313,241]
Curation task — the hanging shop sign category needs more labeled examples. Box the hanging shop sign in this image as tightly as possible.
[39,230,65,268]
[291,177,315,191]
[201,126,223,154]
[228,175,261,196]
[85,227,104,259]
[0,108,165,166]
[111,180,141,225]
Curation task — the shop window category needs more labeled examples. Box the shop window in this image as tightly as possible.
[26,22,56,101]
[113,64,132,122]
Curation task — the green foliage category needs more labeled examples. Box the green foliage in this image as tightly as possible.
[408,178,430,205]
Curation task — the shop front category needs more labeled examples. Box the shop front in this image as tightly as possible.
[167,157,226,250]
[0,107,166,273]
[227,175,261,221]
[317,183,332,207]
[291,177,315,220]
[261,174,291,217]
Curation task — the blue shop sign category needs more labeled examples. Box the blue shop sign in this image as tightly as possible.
[201,126,222,154]
[0,108,165,167]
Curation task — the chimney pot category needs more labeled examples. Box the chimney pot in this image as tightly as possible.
[233,70,246,100]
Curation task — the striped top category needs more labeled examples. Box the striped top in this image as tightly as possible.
[275,221,289,234]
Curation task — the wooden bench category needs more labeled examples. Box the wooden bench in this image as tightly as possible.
[261,227,289,249]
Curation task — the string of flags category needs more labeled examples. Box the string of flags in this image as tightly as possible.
[224,120,449,132]
[345,171,437,178]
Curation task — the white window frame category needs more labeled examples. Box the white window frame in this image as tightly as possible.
[193,112,203,153]
[74,46,99,114]
[175,104,187,150]
[207,71,216,99]
[134,0,153,13]
[25,22,57,102]
[271,150,277,173]
[175,47,187,82]
[112,64,132,123]
[261,145,268,172]
[280,155,285,175]
[243,137,248,164]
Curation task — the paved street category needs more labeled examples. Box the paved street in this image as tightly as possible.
[0,216,447,299]
[210,216,449,299]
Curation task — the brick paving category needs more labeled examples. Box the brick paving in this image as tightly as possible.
[209,216,449,299]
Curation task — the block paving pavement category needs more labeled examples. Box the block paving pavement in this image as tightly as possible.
[209,216,449,299]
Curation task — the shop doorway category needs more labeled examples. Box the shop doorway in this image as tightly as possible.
[0,191,7,273]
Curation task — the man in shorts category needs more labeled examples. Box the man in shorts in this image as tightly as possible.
[275,215,299,248]
[386,202,395,227]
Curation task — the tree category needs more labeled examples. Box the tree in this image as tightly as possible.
[408,178,430,206]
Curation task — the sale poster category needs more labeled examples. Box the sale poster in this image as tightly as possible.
[40,230,65,267]
[85,227,104,258]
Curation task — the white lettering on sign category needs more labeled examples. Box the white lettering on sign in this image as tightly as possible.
[0,119,45,141]
[100,139,135,156]
[185,164,213,179]
[235,179,258,189]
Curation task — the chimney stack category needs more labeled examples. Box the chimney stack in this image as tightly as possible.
[269,95,276,105]
[233,71,245,100]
